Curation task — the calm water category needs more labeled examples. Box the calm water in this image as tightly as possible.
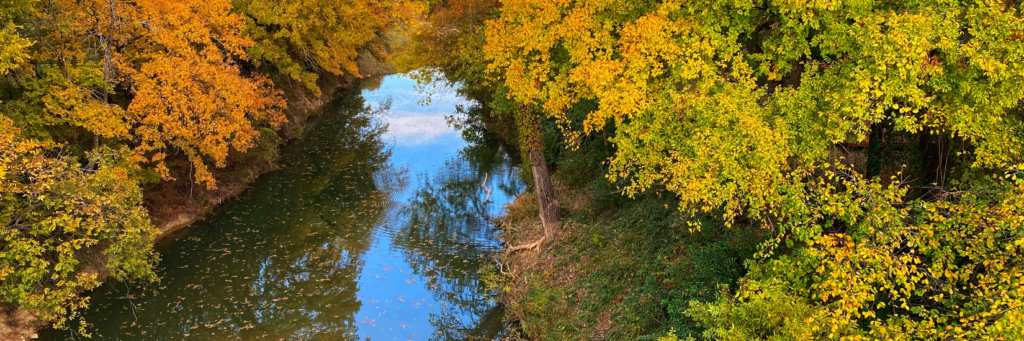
[41,75,523,340]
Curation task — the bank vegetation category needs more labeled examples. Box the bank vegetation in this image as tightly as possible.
[401,0,1024,339]
[0,0,415,338]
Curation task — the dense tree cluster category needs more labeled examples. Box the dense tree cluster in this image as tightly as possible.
[0,0,409,331]
[6,0,1024,337]
[406,0,1024,338]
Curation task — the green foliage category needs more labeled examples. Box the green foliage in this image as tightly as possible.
[502,174,762,339]
[658,329,693,341]
[4,62,124,143]
[0,118,158,334]
[235,0,417,94]
[688,281,821,341]
[481,0,1024,338]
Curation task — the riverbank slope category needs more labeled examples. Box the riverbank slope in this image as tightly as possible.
[495,161,764,340]
[0,53,393,341]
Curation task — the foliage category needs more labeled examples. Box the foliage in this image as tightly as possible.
[235,0,420,93]
[395,0,497,89]
[0,0,399,330]
[692,166,1024,339]
[481,0,1024,337]
[0,23,30,75]
[484,0,1024,221]
[125,0,288,188]
[658,329,688,341]
[4,0,289,189]
[687,281,821,340]
[127,0,289,189]
[0,118,159,334]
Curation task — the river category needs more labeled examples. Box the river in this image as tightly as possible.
[40,74,523,341]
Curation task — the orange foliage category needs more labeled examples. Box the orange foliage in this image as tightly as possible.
[24,0,286,188]
[127,0,285,188]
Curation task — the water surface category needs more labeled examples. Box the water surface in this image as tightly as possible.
[41,74,522,340]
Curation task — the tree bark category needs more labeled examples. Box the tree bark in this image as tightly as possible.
[529,147,559,238]
[521,116,559,240]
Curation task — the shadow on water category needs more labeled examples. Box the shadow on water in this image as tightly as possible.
[40,74,522,340]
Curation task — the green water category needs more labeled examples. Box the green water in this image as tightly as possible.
[40,75,523,340]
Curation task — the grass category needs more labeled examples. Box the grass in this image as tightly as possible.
[496,173,764,340]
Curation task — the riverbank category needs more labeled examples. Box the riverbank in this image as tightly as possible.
[141,73,348,240]
[145,52,394,239]
[0,53,393,341]
[34,72,515,341]
[495,172,764,340]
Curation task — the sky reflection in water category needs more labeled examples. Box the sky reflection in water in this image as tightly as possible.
[40,74,523,341]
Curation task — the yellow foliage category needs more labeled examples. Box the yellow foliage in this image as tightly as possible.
[236,0,421,93]
[0,23,31,75]
[24,0,287,188]
[121,0,286,188]
[484,0,1024,336]
[695,166,1024,339]
[484,0,1024,223]
[0,117,159,333]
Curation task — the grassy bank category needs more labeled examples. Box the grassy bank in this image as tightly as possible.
[495,166,764,339]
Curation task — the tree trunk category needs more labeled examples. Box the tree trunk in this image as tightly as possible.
[529,147,559,239]
[85,0,117,173]
[520,111,559,240]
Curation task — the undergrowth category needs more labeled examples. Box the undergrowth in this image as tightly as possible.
[497,169,763,340]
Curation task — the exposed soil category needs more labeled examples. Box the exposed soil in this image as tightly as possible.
[0,307,42,341]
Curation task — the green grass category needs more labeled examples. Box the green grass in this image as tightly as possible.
[498,175,763,340]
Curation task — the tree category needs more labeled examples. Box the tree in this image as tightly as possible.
[0,23,30,75]
[1,0,286,189]
[0,0,34,73]
[17,0,139,144]
[690,165,1024,339]
[0,117,159,334]
[234,0,420,94]
[123,0,287,189]
[394,0,498,89]
[485,0,1024,217]
[519,106,559,240]
[483,0,1024,335]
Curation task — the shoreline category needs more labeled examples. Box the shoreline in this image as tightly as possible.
[0,53,394,341]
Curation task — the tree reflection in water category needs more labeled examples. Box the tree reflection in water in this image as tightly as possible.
[43,91,393,340]
[39,75,523,341]
[386,116,523,340]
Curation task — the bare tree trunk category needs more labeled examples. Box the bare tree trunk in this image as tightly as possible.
[529,147,559,238]
[521,113,559,240]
